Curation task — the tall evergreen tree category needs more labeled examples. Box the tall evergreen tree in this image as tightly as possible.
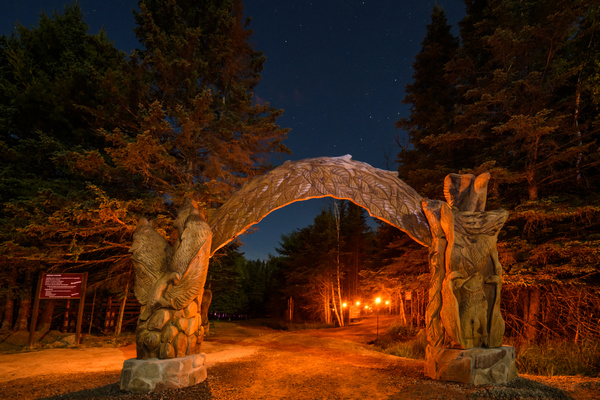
[98,0,289,205]
[386,5,460,326]
[338,201,374,299]
[0,1,290,330]
[431,0,600,201]
[206,244,248,316]
[396,5,459,197]
[275,201,373,323]
[0,4,130,330]
[395,0,600,341]
[239,257,282,317]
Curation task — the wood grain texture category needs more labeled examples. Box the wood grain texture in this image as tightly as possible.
[209,155,431,256]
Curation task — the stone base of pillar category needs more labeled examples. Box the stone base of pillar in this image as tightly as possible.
[425,345,518,385]
[120,353,207,393]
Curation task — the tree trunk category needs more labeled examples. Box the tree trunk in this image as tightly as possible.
[398,290,407,325]
[528,184,538,202]
[324,294,329,324]
[104,297,114,334]
[574,290,582,343]
[1,297,14,330]
[331,284,342,327]
[14,296,31,331]
[287,297,293,322]
[14,273,33,332]
[321,283,330,324]
[1,273,17,330]
[115,281,129,335]
[525,287,541,342]
[410,291,415,328]
[36,299,57,332]
[335,267,344,327]
[88,289,97,334]
[333,202,344,327]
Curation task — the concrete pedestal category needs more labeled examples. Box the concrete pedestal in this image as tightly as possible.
[120,353,207,393]
[425,345,517,385]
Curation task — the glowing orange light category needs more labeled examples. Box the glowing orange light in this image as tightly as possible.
[356,301,360,306]
[342,302,347,308]
[385,300,389,305]
[375,297,381,304]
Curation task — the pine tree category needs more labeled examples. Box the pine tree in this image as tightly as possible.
[0,1,290,330]
[239,257,282,317]
[396,5,459,197]
[206,244,248,316]
[99,0,290,205]
[275,201,373,323]
[0,4,131,330]
[438,0,600,201]
[338,201,374,300]
[394,0,600,342]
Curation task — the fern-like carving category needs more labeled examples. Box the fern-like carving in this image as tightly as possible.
[209,155,432,255]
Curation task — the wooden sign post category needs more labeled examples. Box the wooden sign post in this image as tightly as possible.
[29,272,88,348]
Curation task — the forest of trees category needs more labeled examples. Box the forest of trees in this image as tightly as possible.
[274,201,373,326]
[1,0,599,347]
[395,0,600,342]
[0,0,288,332]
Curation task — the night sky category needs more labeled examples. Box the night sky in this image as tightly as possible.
[1,0,466,260]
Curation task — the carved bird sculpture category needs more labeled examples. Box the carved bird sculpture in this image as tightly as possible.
[130,200,212,321]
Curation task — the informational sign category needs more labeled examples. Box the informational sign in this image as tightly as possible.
[39,273,84,299]
[30,272,88,348]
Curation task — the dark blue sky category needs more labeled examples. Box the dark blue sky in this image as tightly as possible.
[1,0,466,260]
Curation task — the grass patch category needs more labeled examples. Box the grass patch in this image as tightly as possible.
[515,339,600,377]
[373,322,427,360]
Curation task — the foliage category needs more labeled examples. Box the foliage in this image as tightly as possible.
[376,324,427,360]
[359,222,428,300]
[240,257,283,317]
[0,1,289,330]
[207,244,248,315]
[95,0,290,205]
[275,201,373,322]
[0,4,135,330]
[515,339,600,377]
[396,5,459,198]
[393,0,600,343]
[399,0,600,200]
[502,285,600,342]
[207,247,283,317]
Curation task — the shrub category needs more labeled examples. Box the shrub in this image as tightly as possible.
[387,322,419,339]
[375,325,427,360]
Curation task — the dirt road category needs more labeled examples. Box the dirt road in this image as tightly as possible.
[1,316,599,399]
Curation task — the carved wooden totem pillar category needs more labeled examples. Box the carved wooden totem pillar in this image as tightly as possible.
[120,201,210,393]
[422,173,517,385]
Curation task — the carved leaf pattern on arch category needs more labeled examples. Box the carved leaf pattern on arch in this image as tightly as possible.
[208,155,432,256]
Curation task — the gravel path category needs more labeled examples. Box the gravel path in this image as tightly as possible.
[1,319,600,400]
